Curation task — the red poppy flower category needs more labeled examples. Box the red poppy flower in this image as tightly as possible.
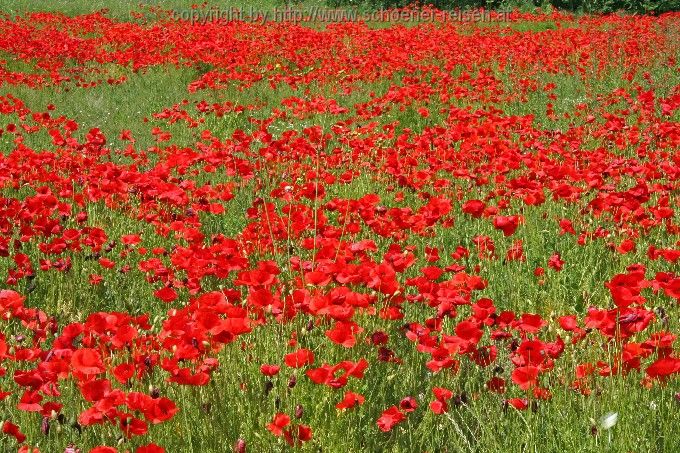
[506,398,529,410]
[462,200,486,218]
[71,348,105,375]
[325,321,363,348]
[493,215,522,236]
[91,448,118,453]
[113,364,135,384]
[512,365,540,390]
[143,397,179,424]
[558,315,578,331]
[377,406,405,432]
[154,287,178,303]
[136,444,165,453]
[2,421,26,443]
[267,413,290,436]
[336,392,365,410]
[260,364,281,376]
[486,377,506,394]
[646,357,680,380]
[284,349,315,368]
[399,396,418,413]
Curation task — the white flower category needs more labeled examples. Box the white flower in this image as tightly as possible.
[599,412,618,430]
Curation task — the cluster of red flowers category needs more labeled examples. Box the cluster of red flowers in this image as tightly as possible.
[0,6,678,452]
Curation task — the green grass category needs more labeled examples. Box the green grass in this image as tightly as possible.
[0,0,315,19]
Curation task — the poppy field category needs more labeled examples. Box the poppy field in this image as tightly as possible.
[0,3,679,452]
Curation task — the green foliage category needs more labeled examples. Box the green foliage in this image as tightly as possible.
[578,0,679,12]
[325,0,679,13]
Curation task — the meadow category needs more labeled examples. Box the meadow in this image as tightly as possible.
[0,2,679,452]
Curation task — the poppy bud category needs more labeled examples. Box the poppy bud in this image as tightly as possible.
[295,404,303,419]
[264,380,274,396]
[306,319,314,332]
[655,307,669,327]
[27,278,37,293]
[41,417,50,435]
[234,438,246,453]
[288,374,297,389]
[275,397,281,410]
[150,387,160,399]
[454,392,468,407]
